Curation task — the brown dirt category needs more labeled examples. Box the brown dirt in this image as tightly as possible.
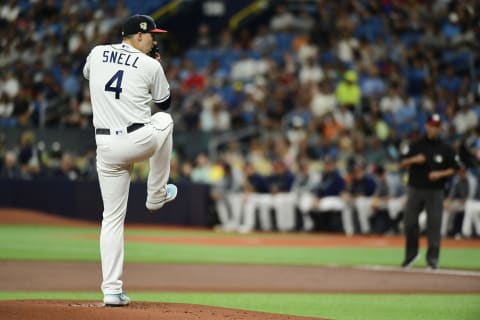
[0,300,322,320]
[0,208,479,320]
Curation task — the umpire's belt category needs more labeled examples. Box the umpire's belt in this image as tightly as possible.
[95,123,144,135]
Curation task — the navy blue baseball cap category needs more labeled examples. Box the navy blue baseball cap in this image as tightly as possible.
[122,15,167,36]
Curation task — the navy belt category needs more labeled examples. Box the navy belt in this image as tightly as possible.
[95,123,144,135]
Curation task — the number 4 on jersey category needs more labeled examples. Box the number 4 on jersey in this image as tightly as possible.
[105,70,124,99]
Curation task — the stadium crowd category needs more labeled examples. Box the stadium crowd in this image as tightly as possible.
[1,0,479,236]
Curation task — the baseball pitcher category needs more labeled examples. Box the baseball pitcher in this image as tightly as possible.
[83,14,177,306]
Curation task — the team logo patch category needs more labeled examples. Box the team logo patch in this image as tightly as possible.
[140,22,147,30]
[434,154,443,163]
[400,144,409,155]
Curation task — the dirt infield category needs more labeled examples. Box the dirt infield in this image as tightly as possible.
[0,300,322,320]
[0,208,479,320]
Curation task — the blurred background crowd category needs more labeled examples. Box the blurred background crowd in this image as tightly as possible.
[1,0,479,235]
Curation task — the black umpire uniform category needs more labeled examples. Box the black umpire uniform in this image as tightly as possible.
[399,113,460,269]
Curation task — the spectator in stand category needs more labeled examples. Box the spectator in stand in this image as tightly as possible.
[251,25,276,55]
[2,71,19,99]
[61,67,81,98]
[0,93,14,121]
[0,150,21,179]
[453,103,478,136]
[336,29,359,65]
[333,103,355,132]
[195,23,212,49]
[51,152,78,180]
[438,67,462,95]
[16,131,41,179]
[181,61,206,92]
[335,70,361,113]
[360,65,386,99]
[299,56,324,85]
[310,80,336,120]
[230,51,258,81]
[380,83,403,115]
[321,112,344,144]
[200,95,231,132]
[61,98,89,128]
[0,0,20,23]
[191,152,213,184]
[295,34,318,66]
[269,5,295,32]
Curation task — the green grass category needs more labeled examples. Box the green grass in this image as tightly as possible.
[0,291,479,320]
[0,225,479,269]
[0,224,479,319]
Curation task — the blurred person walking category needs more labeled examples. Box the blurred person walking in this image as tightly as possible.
[83,15,176,306]
[399,114,460,269]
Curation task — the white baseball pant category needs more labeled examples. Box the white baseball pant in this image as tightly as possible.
[215,192,243,231]
[462,199,480,237]
[298,193,354,235]
[239,193,273,233]
[441,199,465,237]
[96,112,173,295]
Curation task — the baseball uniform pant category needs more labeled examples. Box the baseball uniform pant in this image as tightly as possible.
[216,192,243,231]
[96,112,173,295]
[354,196,373,234]
[462,199,480,237]
[273,192,296,232]
[298,194,353,235]
[403,187,444,266]
[239,193,272,233]
[441,199,464,237]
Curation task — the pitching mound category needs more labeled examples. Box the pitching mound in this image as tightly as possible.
[0,300,326,320]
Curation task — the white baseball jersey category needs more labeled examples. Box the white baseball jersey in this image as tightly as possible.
[83,41,175,296]
[83,43,170,129]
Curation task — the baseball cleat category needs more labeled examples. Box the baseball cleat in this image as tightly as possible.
[401,253,420,269]
[426,258,438,270]
[104,292,130,307]
[146,184,178,211]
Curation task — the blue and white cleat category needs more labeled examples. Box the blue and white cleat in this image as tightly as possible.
[146,184,178,211]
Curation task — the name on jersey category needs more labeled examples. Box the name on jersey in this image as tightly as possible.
[102,50,138,68]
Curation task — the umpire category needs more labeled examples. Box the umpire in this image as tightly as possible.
[399,113,460,269]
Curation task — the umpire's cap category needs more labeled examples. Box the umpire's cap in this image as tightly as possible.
[122,14,167,36]
[426,113,442,127]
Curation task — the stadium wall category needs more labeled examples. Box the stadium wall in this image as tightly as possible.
[0,179,211,226]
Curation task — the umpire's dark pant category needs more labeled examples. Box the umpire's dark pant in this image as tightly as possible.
[404,187,444,266]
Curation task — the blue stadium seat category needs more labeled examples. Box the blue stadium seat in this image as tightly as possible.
[442,51,473,73]
[354,17,385,42]
[120,0,172,14]
[275,33,294,52]
[400,31,422,46]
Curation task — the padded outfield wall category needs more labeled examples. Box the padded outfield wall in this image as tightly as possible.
[0,179,211,226]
